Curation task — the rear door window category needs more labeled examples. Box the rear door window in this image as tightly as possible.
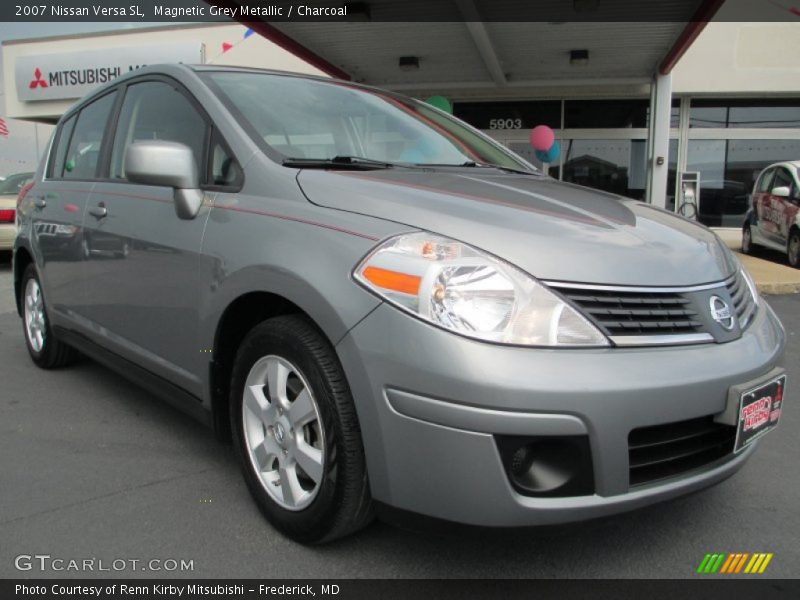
[61,92,117,180]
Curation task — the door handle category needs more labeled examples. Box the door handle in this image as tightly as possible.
[33,196,46,209]
[89,203,107,219]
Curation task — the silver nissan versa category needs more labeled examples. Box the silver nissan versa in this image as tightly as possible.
[14,65,786,543]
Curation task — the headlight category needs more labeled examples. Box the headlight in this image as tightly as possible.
[354,232,609,347]
[740,265,760,307]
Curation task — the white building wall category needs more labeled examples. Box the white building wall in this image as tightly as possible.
[673,19,800,95]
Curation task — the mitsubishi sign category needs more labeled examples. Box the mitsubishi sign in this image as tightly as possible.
[14,43,204,102]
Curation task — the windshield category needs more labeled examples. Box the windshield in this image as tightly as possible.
[201,71,533,171]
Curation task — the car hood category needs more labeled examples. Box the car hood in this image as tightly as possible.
[296,168,736,286]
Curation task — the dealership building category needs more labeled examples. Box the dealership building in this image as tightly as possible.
[2,0,798,230]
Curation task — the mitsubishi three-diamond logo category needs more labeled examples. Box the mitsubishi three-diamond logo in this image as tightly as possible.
[29,68,48,89]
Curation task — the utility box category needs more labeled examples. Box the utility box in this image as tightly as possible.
[678,171,701,220]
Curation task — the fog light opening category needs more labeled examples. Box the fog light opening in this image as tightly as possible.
[510,441,579,493]
[497,436,595,497]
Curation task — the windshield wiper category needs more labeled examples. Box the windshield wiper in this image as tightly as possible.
[282,155,397,170]
[411,161,540,176]
[462,161,542,176]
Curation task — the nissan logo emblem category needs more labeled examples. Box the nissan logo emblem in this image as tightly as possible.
[709,295,735,331]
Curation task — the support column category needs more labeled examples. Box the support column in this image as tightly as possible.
[646,72,672,208]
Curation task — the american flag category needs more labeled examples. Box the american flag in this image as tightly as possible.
[0,118,8,137]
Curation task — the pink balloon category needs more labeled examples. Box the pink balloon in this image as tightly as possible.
[530,125,555,151]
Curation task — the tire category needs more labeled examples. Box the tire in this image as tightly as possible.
[20,264,79,368]
[788,230,800,269]
[230,315,373,543]
[742,224,754,255]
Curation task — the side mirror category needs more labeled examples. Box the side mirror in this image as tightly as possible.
[771,186,790,198]
[124,141,203,220]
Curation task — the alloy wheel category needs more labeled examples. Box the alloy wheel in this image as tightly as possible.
[24,278,46,352]
[241,355,325,511]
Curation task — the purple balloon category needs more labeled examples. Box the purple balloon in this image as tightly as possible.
[530,125,555,151]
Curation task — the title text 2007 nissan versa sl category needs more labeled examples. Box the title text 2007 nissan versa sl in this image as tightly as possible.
[14,66,786,543]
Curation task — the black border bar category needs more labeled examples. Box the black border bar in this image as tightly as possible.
[2,0,796,22]
[4,579,800,600]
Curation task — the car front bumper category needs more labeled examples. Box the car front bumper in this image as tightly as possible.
[336,297,786,527]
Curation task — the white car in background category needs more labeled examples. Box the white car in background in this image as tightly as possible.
[0,172,34,253]
[743,161,800,268]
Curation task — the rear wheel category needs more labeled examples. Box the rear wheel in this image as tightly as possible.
[788,230,800,269]
[230,315,373,543]
[20,264,78,368]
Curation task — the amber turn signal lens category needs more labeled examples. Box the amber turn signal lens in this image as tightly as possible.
[361,266,421,295]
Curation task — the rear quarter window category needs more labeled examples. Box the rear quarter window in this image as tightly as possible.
[48,115,76,179]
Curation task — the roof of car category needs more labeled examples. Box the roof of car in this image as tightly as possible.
[189,64,336,81]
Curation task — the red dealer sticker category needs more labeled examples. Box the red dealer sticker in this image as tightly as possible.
[734,375,785,453]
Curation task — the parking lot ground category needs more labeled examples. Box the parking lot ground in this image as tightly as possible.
[0,259,799,579]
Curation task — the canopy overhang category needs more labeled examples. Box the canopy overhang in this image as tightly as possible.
[219,0,725,97]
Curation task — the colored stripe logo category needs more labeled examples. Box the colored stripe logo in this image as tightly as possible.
[697,553,773,574]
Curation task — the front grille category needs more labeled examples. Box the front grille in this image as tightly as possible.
[628,416,736,487]
[549,271,758,346]
[727,270,756,330]
[554,288,703,336]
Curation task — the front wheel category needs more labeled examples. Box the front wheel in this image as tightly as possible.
[742,224,754,255]
[230,315,373,543]
[788,230,800,269]
[20,264,78,368]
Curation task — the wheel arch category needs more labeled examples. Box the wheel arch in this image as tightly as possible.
[209,291,303,441]
[13,246,34,317]
[207,283,374,442]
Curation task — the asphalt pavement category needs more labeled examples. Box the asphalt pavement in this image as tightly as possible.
[1,254,798,579]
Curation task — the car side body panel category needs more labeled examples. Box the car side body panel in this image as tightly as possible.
[196,160,411,411]
[749,162,800,255]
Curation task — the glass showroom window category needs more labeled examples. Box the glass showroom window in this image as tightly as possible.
[682,96,800,226]
[689,99,800,129]
[457,98,681,201]
[564,99,680,129]
[687,139,800,227]
[454,100,561,172]
[560,139,648,200]
[508,141,559,176]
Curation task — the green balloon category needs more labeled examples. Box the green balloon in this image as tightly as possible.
[425,95,453,114]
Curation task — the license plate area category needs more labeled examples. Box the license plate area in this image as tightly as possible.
[734,375,785,453]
